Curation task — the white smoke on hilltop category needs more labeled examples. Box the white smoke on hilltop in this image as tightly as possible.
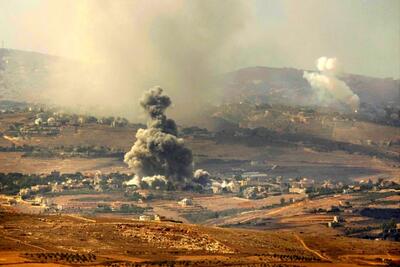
[303,57,360,111]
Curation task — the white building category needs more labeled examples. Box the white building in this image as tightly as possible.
[139,215,152,221]
[178,198,193,207]
[289,187,306,194]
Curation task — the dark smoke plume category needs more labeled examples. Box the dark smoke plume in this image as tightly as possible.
[193,169,211,186]
[124,87,193,182]
[140,87,178,136]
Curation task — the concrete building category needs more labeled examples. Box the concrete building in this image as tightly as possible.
[289,187,306,194]
[178,198,193,207]
[242,172,269,186]
[139,215,152,221]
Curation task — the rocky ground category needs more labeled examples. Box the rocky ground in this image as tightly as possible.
[0,211,399,266]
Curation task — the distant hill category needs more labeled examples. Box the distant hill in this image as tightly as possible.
[1,49,399,108]
[0,48,61,101]
[222,66,400,107]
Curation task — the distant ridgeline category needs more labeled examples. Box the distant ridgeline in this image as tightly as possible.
[0,48,61,101]
[1,49,399,110]
[221,66,400,108]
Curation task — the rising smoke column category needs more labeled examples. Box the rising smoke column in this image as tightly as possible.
[124,87,193,183]
[303,57,360,111]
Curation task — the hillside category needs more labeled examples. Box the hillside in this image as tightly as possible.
[221,66,399,107]
[1,49,399,109]
[0,211,399,266]
[0,49,61,101]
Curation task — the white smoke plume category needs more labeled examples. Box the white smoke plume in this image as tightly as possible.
[303,57,360,111]
[142,175,168,189]
[124,87,193,184]
[124,175,142,187]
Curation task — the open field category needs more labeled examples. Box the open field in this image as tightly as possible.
[203,190,400,235]
[202,194,353,227]
[0,145,398,183]
[331,121,400,148]
[0,152,127,173]
[0,212,399,266]
[191,194,306,211]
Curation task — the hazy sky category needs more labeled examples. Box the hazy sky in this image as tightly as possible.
[0,0,399,79]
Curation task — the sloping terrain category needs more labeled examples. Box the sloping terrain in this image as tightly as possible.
[222,66,399,106]
[1,49,399,108]
[0,211,399,266]
[0,49,60,101]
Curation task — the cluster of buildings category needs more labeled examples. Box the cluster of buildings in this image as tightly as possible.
[4,106,134,138]
[210,168,400,201]
[4,194,62,212]
[19,126,60,136]
[327,215,344,228]
[4,166,399,217]
[30,109,131,128]
[201,171,340,200]
[15,171,131,199]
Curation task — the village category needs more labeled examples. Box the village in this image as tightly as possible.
[0,98,399,247]
[1,168,399,240]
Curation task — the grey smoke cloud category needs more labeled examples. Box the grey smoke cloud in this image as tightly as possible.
[12,0,250,120]
[124,87,193,182]
[193,169,211,186]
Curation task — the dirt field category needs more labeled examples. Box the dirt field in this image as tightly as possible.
[0,212,398,266]
[332,121,400,146]
[192,194,306,211]
[0,145,398,183]
[202,191,399,228]
[0,152,128,173]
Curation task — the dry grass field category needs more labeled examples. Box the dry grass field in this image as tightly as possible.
[191,194,306,212]
[0,152,127,173]
[332,121,400,147]
[202,191,398,226]
[1,143,398,183]
[0,211,399,266]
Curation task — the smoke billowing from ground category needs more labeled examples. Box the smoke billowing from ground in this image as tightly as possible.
[193,169,211,186]
[124,87,193,183]
[142,175,168,189]
[303,57,360,111]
